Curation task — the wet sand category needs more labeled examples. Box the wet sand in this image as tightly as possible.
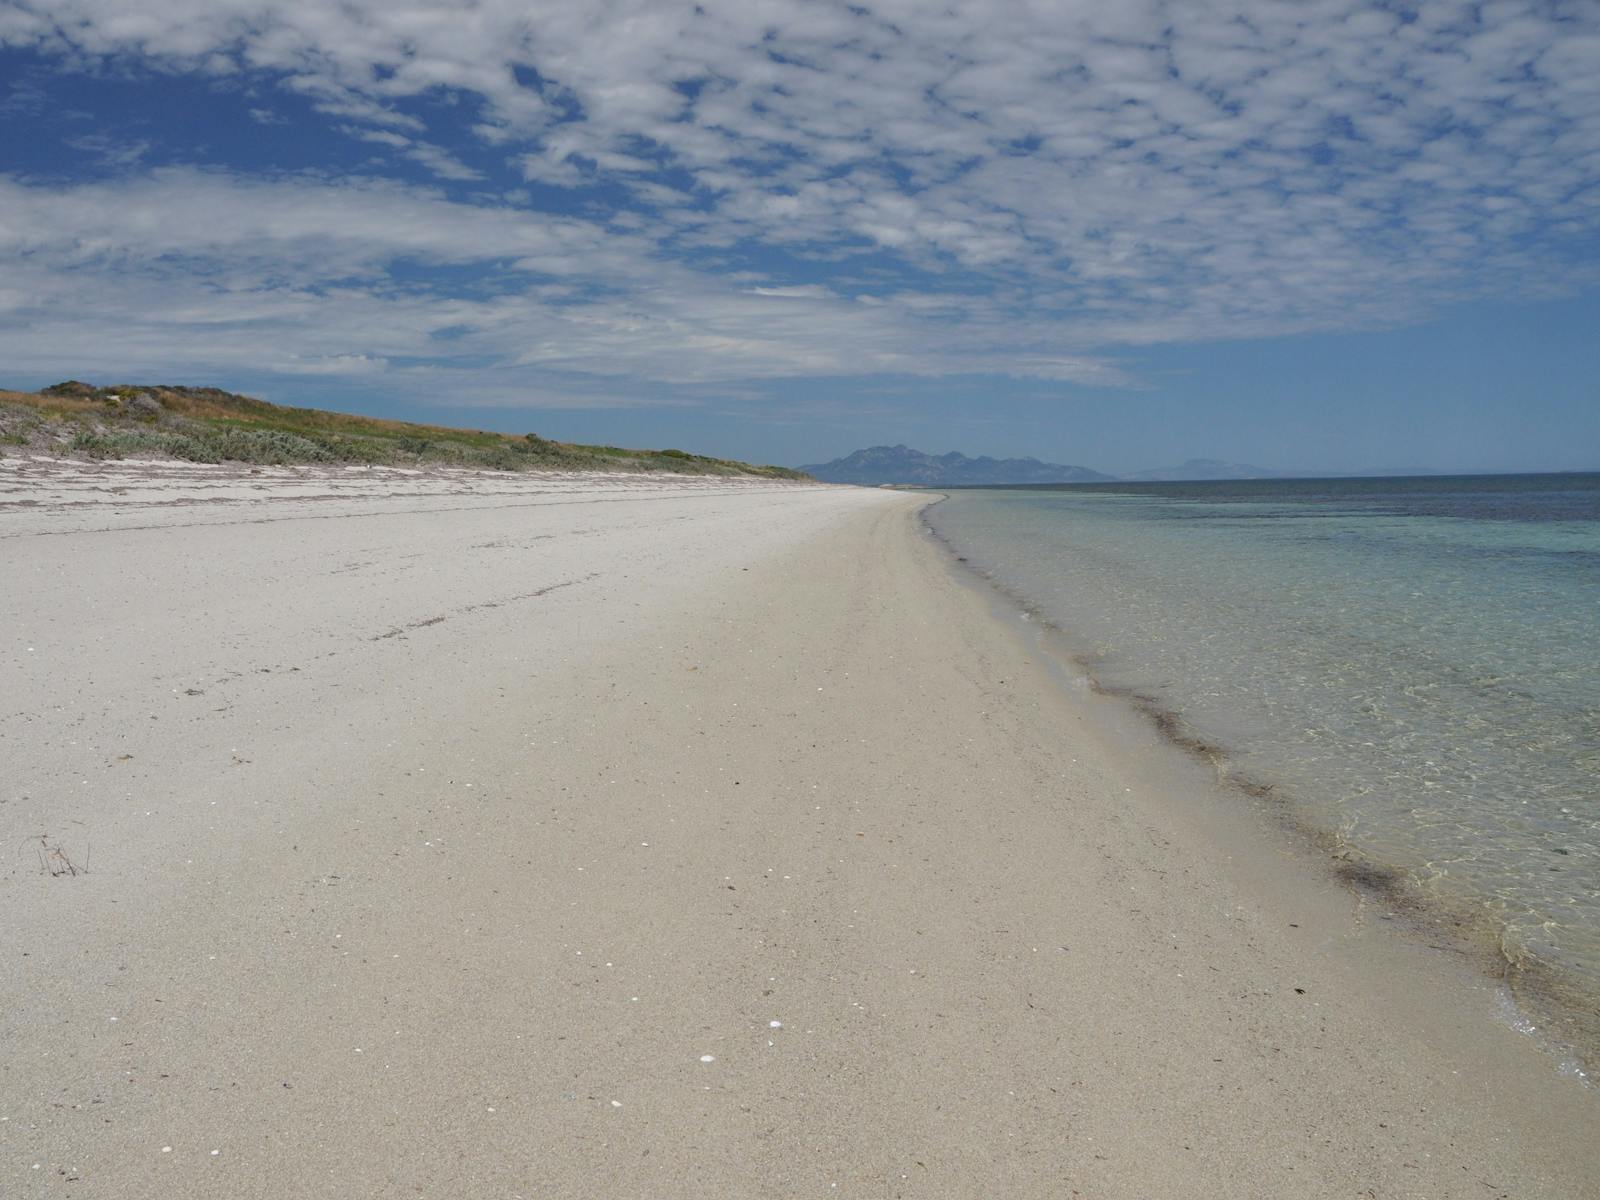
[2,457,1595,1197]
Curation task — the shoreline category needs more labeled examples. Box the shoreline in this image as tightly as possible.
[3,468,1595,1195]
[919,490,1600,1084]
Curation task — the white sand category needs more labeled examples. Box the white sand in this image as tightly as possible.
[2,458,1594,1197]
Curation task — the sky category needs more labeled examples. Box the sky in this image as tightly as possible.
[1,0,1597,474]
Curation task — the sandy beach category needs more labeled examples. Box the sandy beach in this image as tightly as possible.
[2,457,1595,1198]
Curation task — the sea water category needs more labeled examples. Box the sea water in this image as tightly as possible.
[926,474,1600,1049]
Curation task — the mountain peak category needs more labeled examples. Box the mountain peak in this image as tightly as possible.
[798,445,1114,486]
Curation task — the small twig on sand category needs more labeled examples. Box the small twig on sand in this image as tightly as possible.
[21,834,86,877]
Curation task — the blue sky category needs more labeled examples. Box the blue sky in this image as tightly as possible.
[1,1,1597,473]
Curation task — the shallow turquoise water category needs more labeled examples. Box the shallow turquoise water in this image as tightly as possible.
[927,475,1600,1001]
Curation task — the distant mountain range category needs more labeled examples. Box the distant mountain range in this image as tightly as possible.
[799,446,1440,485]
[797,445,1113,486]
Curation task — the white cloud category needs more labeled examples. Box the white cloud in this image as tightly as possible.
[341,125,484,180]
[272,353,388,375]
[64,132,151,166]
[0,168,1125,395]
[747,285,836,299]
[1,0,1598,399]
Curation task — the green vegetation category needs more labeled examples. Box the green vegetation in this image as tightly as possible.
[0,381,807,479]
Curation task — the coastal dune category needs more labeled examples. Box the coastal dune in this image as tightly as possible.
[2,459,1594,1197]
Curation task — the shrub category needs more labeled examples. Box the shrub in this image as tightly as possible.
[205,427,335,464]
[325,435,394,465]
[159,433,222,463]
[126,392,162,420]
[69,429,138,459]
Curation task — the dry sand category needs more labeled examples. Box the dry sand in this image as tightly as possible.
[2,456,1595,1197]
